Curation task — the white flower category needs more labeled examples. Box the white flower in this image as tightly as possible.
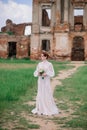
[39,69,45,79]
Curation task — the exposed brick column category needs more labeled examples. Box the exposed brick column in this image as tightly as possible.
[69,1,74,28]
[64,0,69,23]
[31,0,40,59]
[32,0,39,34]
[56,0,61,25]
[83,4,87,30]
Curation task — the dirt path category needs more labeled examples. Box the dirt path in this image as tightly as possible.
[25,61,85,130]
[51,61,85,92]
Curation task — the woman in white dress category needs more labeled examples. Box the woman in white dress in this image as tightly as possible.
[32,52,59,115]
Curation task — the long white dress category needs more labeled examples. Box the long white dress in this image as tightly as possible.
[31,60,59,115]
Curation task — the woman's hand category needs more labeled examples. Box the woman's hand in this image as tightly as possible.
[42,72,47,77]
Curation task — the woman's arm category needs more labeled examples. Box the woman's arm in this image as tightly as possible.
[46,63,55,77]
[34,64,39,77]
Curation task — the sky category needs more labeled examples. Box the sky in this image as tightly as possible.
[0,0,32,34]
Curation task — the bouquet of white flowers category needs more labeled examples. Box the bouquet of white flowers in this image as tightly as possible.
[39,69,45,79]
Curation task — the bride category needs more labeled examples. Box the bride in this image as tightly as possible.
[31,51,59,115]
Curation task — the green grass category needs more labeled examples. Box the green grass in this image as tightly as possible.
[1,59,86,130]
[0,68,36,101]
[0,128,8,130]
[54,66,87,130]
[0,59,70,129]
[0,58,38,64]
[18,117,40,129]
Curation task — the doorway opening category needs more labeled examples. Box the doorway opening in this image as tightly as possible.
[8,42,17,58]
[71,36,84,61]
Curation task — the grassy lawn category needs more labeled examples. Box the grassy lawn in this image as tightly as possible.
[0,59,70,130]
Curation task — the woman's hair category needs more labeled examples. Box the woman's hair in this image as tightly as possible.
[42,51,49,59]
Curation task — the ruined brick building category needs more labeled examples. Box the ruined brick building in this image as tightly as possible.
[0,0,87,61]
[31,0,87,61]
[0,19,31,59]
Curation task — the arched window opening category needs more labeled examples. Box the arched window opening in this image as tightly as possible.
[24,26,31,35]
[42,40,50,51]
[42,5,51,26]
[74,9,84,31]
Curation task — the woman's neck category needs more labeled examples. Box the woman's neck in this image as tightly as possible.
[42,59,47,62]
